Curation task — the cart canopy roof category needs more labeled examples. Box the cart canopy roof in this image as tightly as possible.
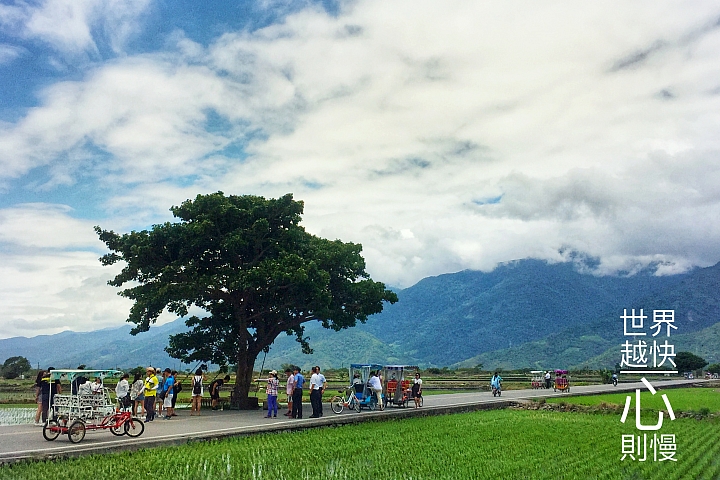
[49,369,123,381]
[384,365,419,370]
[350,364,384,369]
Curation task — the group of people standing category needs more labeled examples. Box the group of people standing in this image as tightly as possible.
[264,367,424,418]
[129,367,230,421]
[263,365,326,419]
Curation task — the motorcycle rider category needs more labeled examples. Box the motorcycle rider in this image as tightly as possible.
[611,372,618,386]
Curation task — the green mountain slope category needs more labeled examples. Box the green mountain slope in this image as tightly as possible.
[462,261,720,370]
[3,258,717,371]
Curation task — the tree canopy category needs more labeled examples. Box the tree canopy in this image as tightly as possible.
[1,356,31,379]
[96,192,397,401]
[674,351,708,373]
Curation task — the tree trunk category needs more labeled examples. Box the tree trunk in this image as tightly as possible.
[233,346,260,409]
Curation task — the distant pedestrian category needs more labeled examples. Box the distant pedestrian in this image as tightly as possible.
[171,370,181,415]
[33,370,45,426]
[309,367,320,418]
[368,371,384,410]
[155,370,166,417]
[162,368,175,419]
[130,373,144,416]
[190,368,205,416]
[209,375,231,410]
[412,372,423,408]
[544,371,551,389]
[284,369,296,416]
[40,368,62,422]
[115,373,130,411]
[291,367,304,419]
[143,367,159,422]
[316,366,326,416]
[265,370,279,418]
[309,366,326,418]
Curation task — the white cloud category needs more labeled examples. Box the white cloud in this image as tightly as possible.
[0,0,152,57]
[0,203,130,338]
[4,2,720,337]
[0,43,23,65]
[0,203,99,248]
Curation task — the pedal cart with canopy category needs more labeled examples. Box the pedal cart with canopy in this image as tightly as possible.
[553,369,570,392]
[42,369,144,443]
[530,371,544,389]
[349,364,384,410]
[383,365,418,408]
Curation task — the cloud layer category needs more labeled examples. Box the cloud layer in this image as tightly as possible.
[2,1,720,337]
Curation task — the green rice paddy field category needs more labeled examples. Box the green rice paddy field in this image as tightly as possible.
[546,387,720,413]
[2,405,719,480]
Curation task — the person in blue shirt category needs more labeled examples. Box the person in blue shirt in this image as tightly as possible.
[162,368,175,419]
[291,367,305,419]
[491,372,502,396]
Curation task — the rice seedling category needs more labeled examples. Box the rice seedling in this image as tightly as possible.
[1,408,718,479]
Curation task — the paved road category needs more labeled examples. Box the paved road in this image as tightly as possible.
[0,378,705,463]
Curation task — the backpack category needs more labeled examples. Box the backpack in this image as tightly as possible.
[192,376,202,395]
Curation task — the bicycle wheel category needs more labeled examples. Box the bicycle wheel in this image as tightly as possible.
[68,420,86,443]
[368,398,376,411]
[42,420,61,441]
[352,398,361,413]
[330,396,344,414]
[125,418,145,437]
[110,418,126,436]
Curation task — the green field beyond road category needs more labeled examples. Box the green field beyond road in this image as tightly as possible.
[545,387,720,413]
[2,407,718,480]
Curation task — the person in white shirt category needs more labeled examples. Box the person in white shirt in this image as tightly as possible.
[309,367,321,418]
[115,373,130,410]
[368,371,384,410]
[90,377,103,394]
[78,380,93,395]
[315,366,326,416]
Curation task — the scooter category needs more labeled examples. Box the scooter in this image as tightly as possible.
[612,376,618,386]
[492,385,502,397]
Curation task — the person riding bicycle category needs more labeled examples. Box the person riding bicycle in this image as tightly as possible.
[490,372,502,393]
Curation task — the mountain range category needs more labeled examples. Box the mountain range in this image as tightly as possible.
[2,258,718,372]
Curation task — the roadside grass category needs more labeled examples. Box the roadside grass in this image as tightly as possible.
[545,388,720,413]
[2,408,718,480]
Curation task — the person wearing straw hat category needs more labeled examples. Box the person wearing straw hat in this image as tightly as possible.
[143,367,159,422]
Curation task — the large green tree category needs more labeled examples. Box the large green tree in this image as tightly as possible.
[96,192,397,403]
[674,351,708,373]
[1,356,31,379]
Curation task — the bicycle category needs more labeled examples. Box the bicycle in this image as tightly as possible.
[330,387,362,414]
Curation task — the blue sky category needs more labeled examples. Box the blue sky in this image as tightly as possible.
[2,1,720,338]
